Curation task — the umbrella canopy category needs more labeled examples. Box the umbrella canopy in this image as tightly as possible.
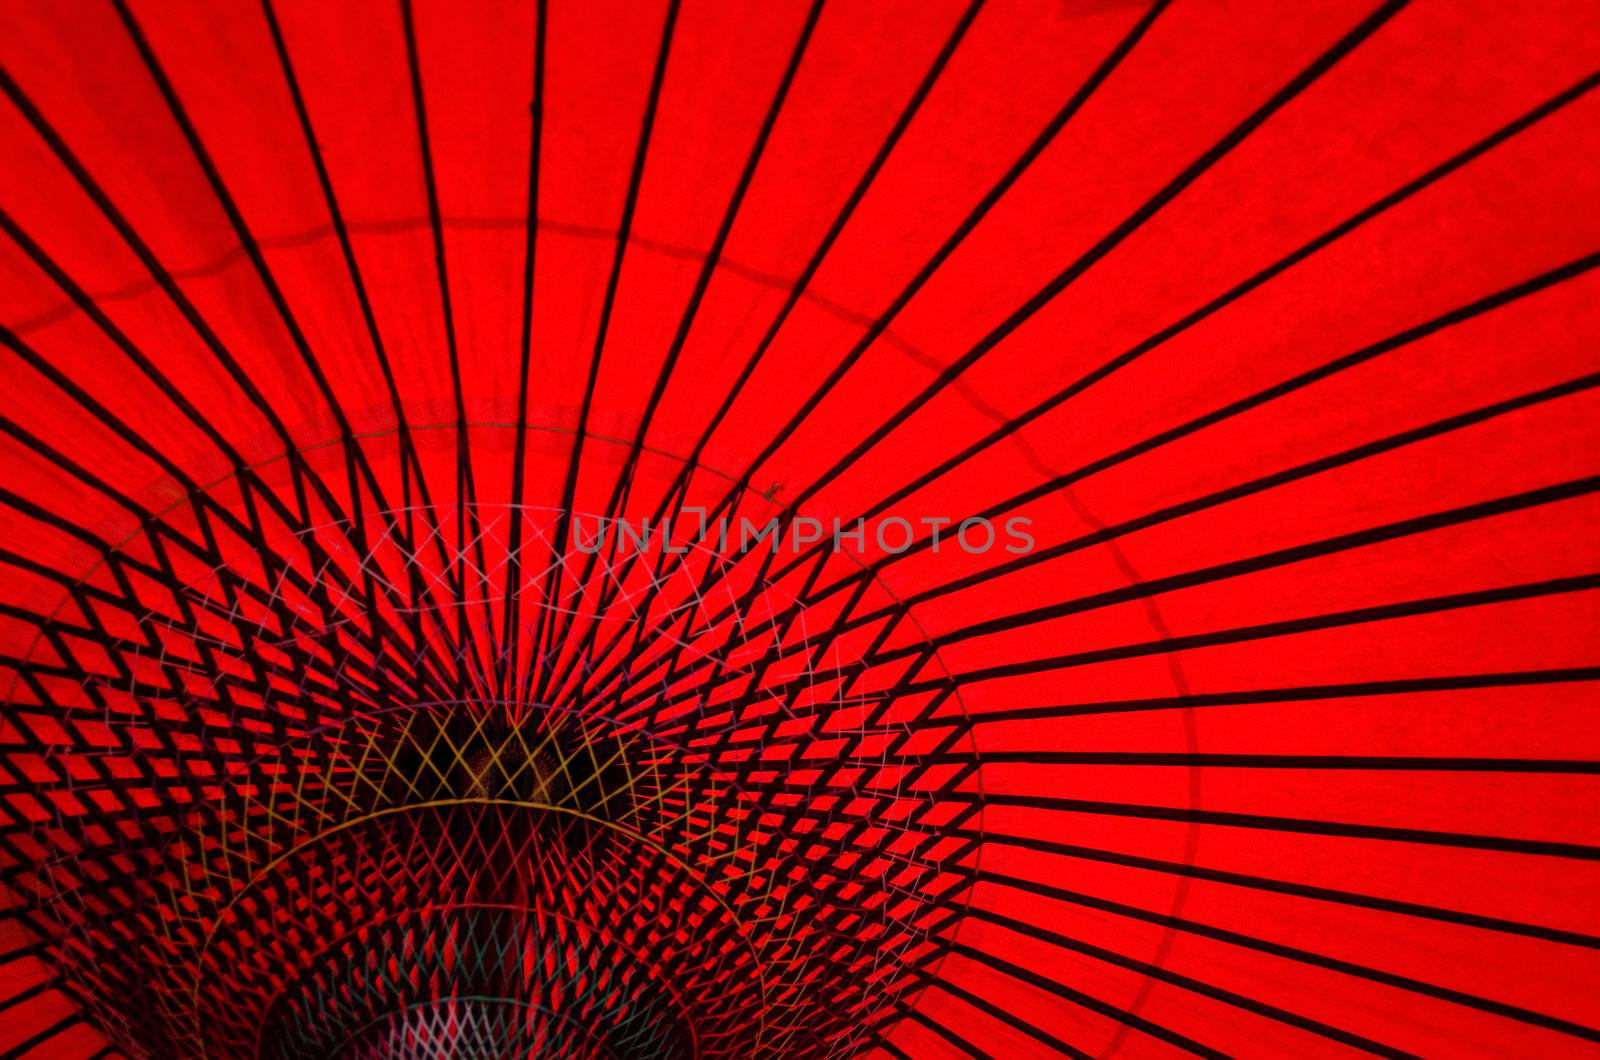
[0,0,1597,1056]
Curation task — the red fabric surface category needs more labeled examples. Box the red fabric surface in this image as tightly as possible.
[0,1,1597,1056]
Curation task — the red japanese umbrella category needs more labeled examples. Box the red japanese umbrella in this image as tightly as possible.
[0,1,1597,1056]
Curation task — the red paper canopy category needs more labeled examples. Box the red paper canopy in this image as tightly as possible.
[0,1,1597,1057]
